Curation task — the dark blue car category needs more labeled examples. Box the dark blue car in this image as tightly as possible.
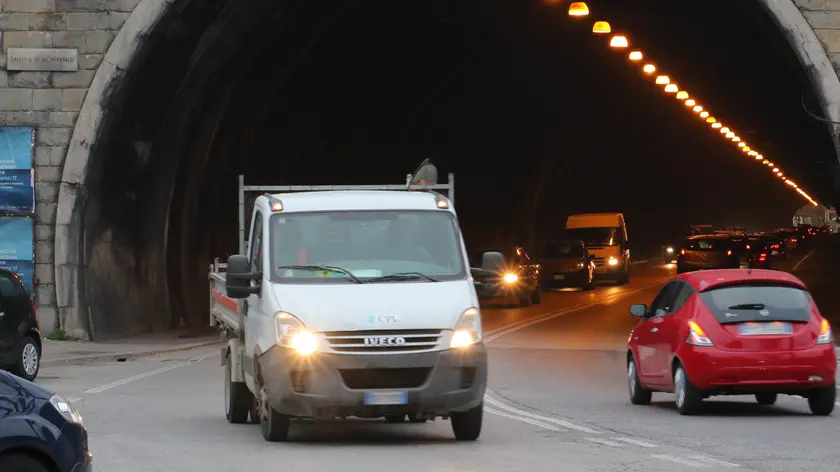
[0,370,92,472]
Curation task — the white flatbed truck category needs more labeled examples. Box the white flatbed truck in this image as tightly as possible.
[209,169,492,442]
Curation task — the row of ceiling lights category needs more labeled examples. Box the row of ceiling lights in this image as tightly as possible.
[563,1,818,206]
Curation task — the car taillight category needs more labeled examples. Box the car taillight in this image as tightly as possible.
[680,249,685,255]
[817,319,834,344]
[792,238,797,242]
[686,321,714,346]
[759,253,766,261]
[726,250,732,256]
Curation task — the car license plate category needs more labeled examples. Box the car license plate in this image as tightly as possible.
[364,391,408,405]
[738,321,793,336]
[554,274,565,280]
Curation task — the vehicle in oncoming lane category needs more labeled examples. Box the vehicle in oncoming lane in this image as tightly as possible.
[626,269,836,416]
[0,268,41,381]
[564,213,630,284]
[538,240,596,291]
[471,246,541,307]
[0,370,92,472]
[676,234,741,273]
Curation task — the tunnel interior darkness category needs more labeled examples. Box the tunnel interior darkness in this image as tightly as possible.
[82,0,837,339]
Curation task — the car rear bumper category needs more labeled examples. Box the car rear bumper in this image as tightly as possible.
[541,271,588,287]
[681,345,836,392]
[259,344,488,419]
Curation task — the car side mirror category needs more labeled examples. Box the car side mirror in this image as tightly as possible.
[225,254,261,299]
[629,304,648,317]
[481,251,505,272]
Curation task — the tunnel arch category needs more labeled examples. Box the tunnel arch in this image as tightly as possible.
[53,0,840,340]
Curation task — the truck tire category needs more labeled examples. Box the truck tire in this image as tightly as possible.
[260,386,291,442]
[450,403,483,441]
[0,453,50,472]
[225,351,252,424]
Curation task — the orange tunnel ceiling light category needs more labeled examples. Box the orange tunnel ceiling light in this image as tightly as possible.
[693,105,703,113]
[720,127,730,133]
[748,150,758,156]
[643,64,656,74]
[700,111,710,118]
[593,21,611,34]
[726,132,735,138]
[610,35,629,48]
[676,91,689,99]
[712,122,722,129]
[742,146,751,152]
[732,136,741,142]
[756,154,763,159]
[685,99,696,107]
[629,50,643,61]
[655,75,670,85]
[705,116,716,123]
[664,83,678,93]
[738,142,746,147]
[569,2,589,16]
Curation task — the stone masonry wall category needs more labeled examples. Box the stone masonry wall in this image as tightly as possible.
[798,1,840,68]
[0,0,140,335]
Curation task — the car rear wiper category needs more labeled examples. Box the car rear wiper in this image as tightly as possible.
[366,272,439,283]
[728,303,766,310]
[276,265,363,284]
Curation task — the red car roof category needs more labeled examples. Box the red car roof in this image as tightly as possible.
[675,269,806,292]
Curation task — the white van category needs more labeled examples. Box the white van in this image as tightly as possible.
[564,213,630,284]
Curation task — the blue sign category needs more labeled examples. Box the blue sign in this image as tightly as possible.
[0,127,35,214]
[0,217,34,294]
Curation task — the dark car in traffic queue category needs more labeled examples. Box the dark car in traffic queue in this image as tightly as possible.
[0,269,41,381]
[676,234,741,274]
[539,240,597,291]
[470,247,541,307]
[0,370,92,472]
[774,228,800,252]
[626,269,836,416]
[742,235,774,269]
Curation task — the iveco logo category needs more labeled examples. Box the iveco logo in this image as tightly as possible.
[364,336,406,346]
[759,309,770,317]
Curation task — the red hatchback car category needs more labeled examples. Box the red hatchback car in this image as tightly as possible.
[626,269,836,415]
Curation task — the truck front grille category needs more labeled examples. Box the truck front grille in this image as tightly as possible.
[339,367,431,389]
[323,329,442,353]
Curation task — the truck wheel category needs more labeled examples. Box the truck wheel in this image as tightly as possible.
[0,453,49,472]
[450,403,483,441]
[225,351,252,424]
[259,386,291,441]
[808,384,835,416]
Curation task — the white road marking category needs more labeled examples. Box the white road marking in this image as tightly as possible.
[485,281,664,342]
[584,437,623,447]
[613,437,658,448]
[791,248,815,272]
[651,454,710,467]
[484,394,601,434]
[68,397,81,403]
[688,455,741,467]
[484,407,562,431]
[84,351,218,394]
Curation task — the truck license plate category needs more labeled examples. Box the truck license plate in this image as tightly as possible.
[364,391,408,405]
[553,274,565,280]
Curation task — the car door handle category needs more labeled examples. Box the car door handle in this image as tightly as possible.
[650,327,658,333]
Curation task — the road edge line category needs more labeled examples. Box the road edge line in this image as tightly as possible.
[42,339,222,367]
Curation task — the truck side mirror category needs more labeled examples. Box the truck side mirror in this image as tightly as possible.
[225,254,260,299]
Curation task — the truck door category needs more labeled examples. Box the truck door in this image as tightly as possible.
[243,210,267,387]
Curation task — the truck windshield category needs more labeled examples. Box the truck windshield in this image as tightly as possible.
[565,227,617,246]
[268,210,467,283]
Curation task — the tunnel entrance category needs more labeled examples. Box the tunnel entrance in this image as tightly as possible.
[59,0,840,340]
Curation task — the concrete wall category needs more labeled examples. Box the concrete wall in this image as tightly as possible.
[0,0,838,338]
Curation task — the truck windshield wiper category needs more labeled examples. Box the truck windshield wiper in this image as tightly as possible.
[728,303,766,310]
[276,265,363,284]
[366,272,439,283]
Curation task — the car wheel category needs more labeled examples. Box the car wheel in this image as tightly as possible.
[518,294,531,307]
[673,365,703,415]
[451,403,483,441]
[0,453,50,472]
[628,357,652,405]
[12,336,40,382]
[224,350,252,424]
[755,393,777,406]
[808,384,835,416]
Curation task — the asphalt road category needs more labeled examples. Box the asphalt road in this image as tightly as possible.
[34,245,840,472]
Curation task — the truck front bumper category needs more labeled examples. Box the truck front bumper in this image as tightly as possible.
[258,344,487,420]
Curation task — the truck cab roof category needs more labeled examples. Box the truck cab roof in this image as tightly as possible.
[257,190,452,213]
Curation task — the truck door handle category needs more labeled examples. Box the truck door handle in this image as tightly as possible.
[650,327,658,333]
[0,312,4,318]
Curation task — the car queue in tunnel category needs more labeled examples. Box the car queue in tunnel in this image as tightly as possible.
[3,0,840,470]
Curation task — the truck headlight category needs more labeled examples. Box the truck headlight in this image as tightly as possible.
[275,312,317,355]
[450,307,483,348]
[666,247,674,254]
[608,256,619,266]
[502,273,518,284]
[50,394,83,425]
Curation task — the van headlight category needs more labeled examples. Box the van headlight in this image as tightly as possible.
[607,256,619,266]
[502,273,518,284]
[450,307,483,348]
[50,394,83,425]
[275,312,317,355]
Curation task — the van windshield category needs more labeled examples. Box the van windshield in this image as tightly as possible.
[566,227,617,246]
[268,210,467,283]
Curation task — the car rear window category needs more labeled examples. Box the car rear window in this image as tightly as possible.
[698,284,812,324]
[687,239,730,251]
